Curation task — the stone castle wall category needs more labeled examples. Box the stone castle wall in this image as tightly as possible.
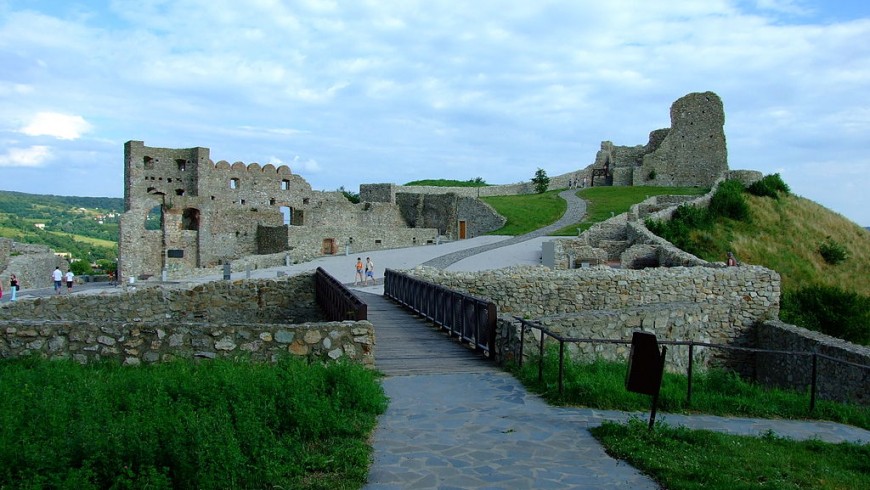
[0,274,322,324]
[120,142,438,282]
[1,320,374,367]
[0,272,374,366]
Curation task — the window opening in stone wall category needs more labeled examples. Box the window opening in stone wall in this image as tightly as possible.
[303,198,310,204]
[280,206,291,225]
[144,156,154,169]
[240,199,246,205]
[230,178,240,189]
[145,205,163,230]
[281,179,290,190]
[176,159,187,171]
[182,208,200,231]
[270,198,276,205]
[211,196,215,200]
[175,189,185,196]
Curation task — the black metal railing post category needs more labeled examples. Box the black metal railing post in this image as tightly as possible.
[810,352,818,412]
[687,342,694,406]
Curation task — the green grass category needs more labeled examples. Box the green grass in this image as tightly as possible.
[46,230,117,248]
[553,186,708,235]
[481,189,567,235]
[510,351,869,430]
[0,356,387,489]
[592,419,869,490]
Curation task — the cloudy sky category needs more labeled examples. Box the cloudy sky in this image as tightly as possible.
[1,1,868,225]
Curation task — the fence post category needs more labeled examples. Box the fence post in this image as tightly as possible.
[538,331,545,383]
[559,339,565,396]
[687,342,694,406]
[518,319,526,368]
[810,352,818,412]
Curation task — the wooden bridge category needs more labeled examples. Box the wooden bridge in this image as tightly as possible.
[355,290,497,376]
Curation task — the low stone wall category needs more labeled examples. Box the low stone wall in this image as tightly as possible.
[756,321,869,405]
[0,274,322,324]
[404,264,779,374]
[496,303,725,371]
[0,319,375,367]
[404,264,780,329]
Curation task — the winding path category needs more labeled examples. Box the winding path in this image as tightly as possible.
[421,189,587,269]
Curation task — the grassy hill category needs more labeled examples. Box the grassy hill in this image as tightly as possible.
[0,190,123,263]
[709,193,870,296]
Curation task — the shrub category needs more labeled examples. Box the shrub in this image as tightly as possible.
[781,285,870,345]
[708,179,749,221]
[819,237,848,265]
[747,173,790,199]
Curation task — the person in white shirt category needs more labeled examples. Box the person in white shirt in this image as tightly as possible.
[65,270,75,293]
[52,267,63,295]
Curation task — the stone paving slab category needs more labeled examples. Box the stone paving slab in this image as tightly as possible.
[364,372,870,489]
[364,372,659,490]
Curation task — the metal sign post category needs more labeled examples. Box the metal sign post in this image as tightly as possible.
[625,331,668,430]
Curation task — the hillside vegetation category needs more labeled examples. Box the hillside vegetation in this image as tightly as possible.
[0,190,122,263]
[646,176,869,345]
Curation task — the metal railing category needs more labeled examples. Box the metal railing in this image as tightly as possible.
[515,317,869,411]
[384,269,497,356]
[314,267,367,321]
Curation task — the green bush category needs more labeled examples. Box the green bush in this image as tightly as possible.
[708,179,749,221]
[781,285,870,345]
[818,237,848,265]
[747,173,790,199]
[69,259,93,276]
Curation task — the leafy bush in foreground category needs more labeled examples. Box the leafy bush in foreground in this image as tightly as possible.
[0,357,387,489]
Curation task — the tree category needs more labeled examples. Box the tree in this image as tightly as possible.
[531,168,550,194]
[338,186,360,204]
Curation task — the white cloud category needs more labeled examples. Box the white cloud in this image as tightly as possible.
[0,146,52,167]
[20,113,92,140]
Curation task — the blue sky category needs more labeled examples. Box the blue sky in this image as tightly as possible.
[1,0,868,226]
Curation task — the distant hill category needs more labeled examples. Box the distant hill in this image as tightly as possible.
[0,190,123,262]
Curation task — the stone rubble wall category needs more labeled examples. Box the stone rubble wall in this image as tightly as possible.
[495,302,724,371]
[0,274,323,325]
[0,319,374,367]
[756,320,869,405]
[404,264,780,331]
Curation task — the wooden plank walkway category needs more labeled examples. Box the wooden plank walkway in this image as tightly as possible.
[355,291,498,376]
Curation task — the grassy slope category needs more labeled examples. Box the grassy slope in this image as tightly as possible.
[694,193,870,296]
[481,189,567,235]
[481,186,707,236]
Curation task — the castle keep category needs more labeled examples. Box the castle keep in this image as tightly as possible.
[119,141,438,281]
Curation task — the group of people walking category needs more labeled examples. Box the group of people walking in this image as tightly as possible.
[0,267,76,302]
[354,257,376,286]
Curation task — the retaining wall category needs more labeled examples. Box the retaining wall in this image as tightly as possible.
[756,320,869,405]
